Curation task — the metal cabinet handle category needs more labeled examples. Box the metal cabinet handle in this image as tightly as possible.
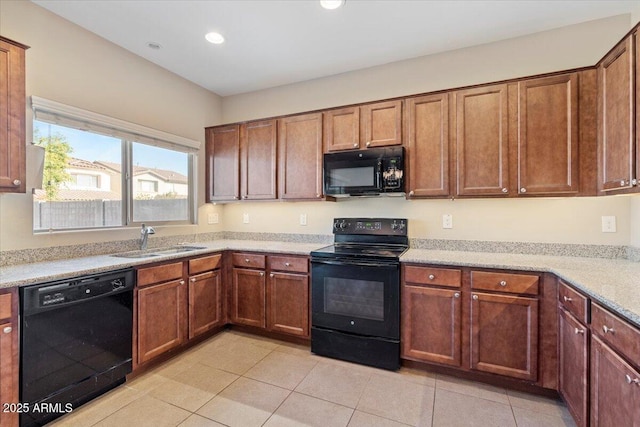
[520,188,527,193]
[499,280,507,287]
[428,274,435,280]
[563,296,572,302]
[285,262,291,267]
[270,273,274,278]
[353,143,358,148]
[409,190,414,196]
[190,278,196,282]
[245,258,250,263]
[179,280,185,285]
[625,375,640,385]
[501,188,508,193]
[603,325,615,334]
[3,327,12,334]
[366,141,371,147]
[454,292,460,298]
[620,180,627,186]
[13,179,21,186]
[472,294,478,300]
[574,328,585,335]
[260,272,264,277]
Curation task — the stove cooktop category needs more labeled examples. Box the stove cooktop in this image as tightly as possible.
[311,243,408,260]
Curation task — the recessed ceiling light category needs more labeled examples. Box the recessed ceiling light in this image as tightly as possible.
[320,0,345,10]
[205,32,225,44]
[146,42,161,50]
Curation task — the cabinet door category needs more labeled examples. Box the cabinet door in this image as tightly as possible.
[188,270,223,339]
[455,84,509,196]
[405,94,450,197]
[231,268,266,328]
[401,285,461,367]
[518,74,579,195]
[241,120,277,200]
[598,36,635,192]
[559,307,589,427]
[0,38,26,193]
[470,292,538,380]
[324,107,360,152]
[0,321,16,427]
[360,100,402,148]
[267,272,309,337]
[138,279,186,364]
[591,336,640,426]
[206,125,240,202]
[278,113,323,199]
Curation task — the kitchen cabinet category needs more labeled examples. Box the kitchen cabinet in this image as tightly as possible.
[558,281,590,427]
[324,101,402,152]
[231,253,266,328]
[405,94,450,197]
[591,336,640,426]
[454,84,510,196]
[278,113,323,199]
[206,125,240,202]
[0,290,18,427]
[515,73,580,196]
[136,254,223,366]
[240,119,277,200]
[267,255,310,338]
[401,265,462,366]
[470,271,539,381]
[0,37,28,194]
[597,34,637,193]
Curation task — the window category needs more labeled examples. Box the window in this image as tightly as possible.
[31,97,199,232]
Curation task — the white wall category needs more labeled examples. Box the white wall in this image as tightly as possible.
[220,14,635,246]
[0,0,225,252]
[631,197,640,247]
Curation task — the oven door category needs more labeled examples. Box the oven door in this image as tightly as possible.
[311,257,399,340]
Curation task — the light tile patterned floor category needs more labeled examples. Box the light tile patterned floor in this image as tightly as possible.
[50,331,576,427]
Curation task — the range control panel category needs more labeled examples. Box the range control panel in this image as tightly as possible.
[333,218,407,236]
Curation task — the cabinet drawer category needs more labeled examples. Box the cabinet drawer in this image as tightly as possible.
[232,253,266,269]
[189,253,222,275]
[268,255,308,273]
[558,281,589,324]
[403,265,461,288]
[137,262,183,287]
[591,303,640,367]
[470,271,539,296]
[0,293,12,321]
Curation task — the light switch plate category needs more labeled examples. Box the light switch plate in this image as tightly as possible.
[300,214,307,226]
[243,213,250,224]
[442,214,453,229]
[207,213,219,224]
[601,216,616,233]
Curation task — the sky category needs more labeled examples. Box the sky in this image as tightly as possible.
[34,121,188,175]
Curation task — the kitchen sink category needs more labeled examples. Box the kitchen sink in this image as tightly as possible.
[111,245,207,258]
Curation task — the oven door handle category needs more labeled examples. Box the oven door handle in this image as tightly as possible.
[311,258,398,268]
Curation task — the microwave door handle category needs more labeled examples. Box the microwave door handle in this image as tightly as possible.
[376,160,382,189]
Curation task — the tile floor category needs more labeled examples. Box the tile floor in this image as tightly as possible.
[50,331,576,427]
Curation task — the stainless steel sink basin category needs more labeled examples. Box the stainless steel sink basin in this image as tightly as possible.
[111,245,206,258]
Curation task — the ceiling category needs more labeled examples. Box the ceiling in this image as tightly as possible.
[32,0,637,97]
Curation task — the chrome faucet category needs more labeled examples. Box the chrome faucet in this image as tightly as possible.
[140,223,155,250]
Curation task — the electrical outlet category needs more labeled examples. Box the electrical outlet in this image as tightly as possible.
[601,216,616,233]
[300,213,307,226]
[207,213,219,224]
[442,214,453,229]
[243,213,250,224]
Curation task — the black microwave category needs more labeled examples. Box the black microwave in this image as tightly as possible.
[323,147,404,196]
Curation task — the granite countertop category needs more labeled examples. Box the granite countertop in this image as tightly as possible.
[1,240,638,328]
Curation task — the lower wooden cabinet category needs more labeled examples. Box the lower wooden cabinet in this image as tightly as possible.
[558,307,589,427]
[138,278,186,364]
[591,336,640,426]
[402,285,462,367]
[231,267,266,328]
[0,290,17,427]
[267,271,309,337]
[470,292,538,380]
[188,270,223,339]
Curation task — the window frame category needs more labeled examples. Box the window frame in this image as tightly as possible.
[31,97,199,232]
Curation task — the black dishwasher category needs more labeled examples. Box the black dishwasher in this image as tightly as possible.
[20,269,134,427]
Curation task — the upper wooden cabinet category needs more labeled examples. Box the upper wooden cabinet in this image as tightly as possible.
[206,125,240,202]
[240,119,277,200]
[324,101,402,152]
[405,94,450,197]
[0,37,28,194]
[278,113,323,199]
[515,73,580,196]
[454,84,510,196]
[598,34,636,193]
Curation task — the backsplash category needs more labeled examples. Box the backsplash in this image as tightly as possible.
[0,232,635,267]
